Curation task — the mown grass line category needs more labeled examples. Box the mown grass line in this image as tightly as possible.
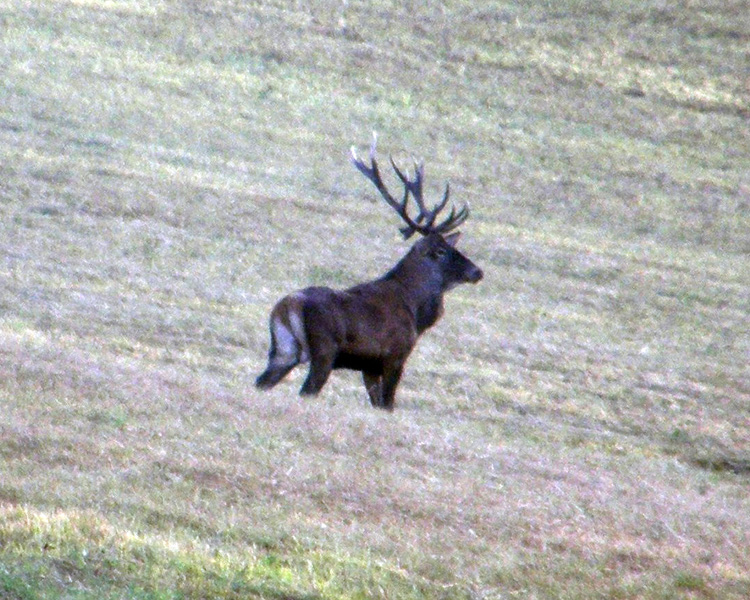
[1,505,471,600]
[1,0,749,598]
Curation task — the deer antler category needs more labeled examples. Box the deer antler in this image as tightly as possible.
[350,133,469,239]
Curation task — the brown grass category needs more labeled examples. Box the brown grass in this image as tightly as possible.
[1,0,749,598]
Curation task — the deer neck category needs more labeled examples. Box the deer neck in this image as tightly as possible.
[385,252,445,333]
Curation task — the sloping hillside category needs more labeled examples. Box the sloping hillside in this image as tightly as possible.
[1,1,748,598]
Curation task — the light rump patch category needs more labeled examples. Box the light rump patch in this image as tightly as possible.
[271,316,298,366]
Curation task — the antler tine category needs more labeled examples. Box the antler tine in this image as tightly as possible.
[421,182,450,229]
[351,134,424,238]
[351,134,471,239]
[411,161,428,223]
[434,202,470,234]
[389,156,429,225]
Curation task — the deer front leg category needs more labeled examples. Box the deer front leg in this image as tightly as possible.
[380,362,405,411]
[362,372,383,407]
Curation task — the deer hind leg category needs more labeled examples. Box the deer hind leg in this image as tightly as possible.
[255,305,309,389]
[300,356,335,396]
[299,339,336,396]
[299,306,338,396]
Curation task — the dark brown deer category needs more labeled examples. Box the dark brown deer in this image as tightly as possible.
[256,136,483,410]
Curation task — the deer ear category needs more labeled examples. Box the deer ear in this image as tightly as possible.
[443,232,461,247]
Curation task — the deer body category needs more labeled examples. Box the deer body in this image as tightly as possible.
[256,137,483,410]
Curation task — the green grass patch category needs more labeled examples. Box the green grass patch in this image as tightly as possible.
[0,505,462,600]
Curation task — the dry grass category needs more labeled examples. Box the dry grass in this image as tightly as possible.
[1,0,749,598]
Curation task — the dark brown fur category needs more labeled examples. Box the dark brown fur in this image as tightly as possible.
[256,136,483,410]
[256,232,482,410]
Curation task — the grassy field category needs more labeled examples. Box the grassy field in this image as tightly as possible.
[1,0,749,598]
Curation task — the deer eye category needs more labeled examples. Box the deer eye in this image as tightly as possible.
[431,246,447,259]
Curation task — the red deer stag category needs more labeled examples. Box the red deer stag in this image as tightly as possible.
[256,135,483,410]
